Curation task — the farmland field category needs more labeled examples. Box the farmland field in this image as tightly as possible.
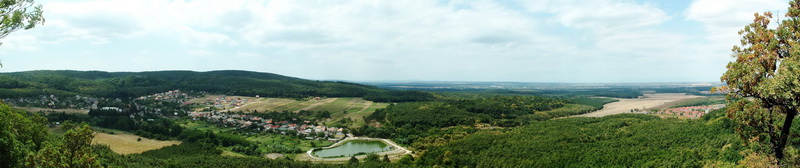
[92,131,181,154]
[193,96,388,127]
[650,96,725,109]
[574,93,701,117]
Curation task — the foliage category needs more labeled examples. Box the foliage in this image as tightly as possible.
[367,96,569,129]
[434,89,644,99]
[0,70,435,102]
[139,143,222,158]
[25,124,101,168]
[364,90,436,102]
[568,97,618,109]
[87,108,183,140]
[0,103,47,168]
[349,156,359,164]
[177,130,251,147]
[0,0,44,43]
[360,95,611,149]
[721,1,800,163]
[93,142,408,168]
[418,111,744,167]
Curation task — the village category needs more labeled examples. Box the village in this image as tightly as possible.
[136,89,193,104]
[3,94,97,109]
[652,104,726,119]
[190,111,351,142]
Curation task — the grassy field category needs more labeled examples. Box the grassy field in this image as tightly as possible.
[193,96,389,128]
[244,133,334,151]
[179,120,236,133]
[91,130,181,154]
[322,98,389,127]
[651,96,725,109]
[15,107,88,114]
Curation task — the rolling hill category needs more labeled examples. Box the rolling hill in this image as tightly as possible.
[0,70,433,102]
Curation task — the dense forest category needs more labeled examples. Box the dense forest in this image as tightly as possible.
[354,96,616,151]
[417,110,746,167]
[7,94,800,167]
[0,70,434,102]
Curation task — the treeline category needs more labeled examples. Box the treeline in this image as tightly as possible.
[366,96,589,129]
[416,110,745,167]
[357,96,588,148]
[44,108,184,140]
[1,103,107,168]
[0,70,434,102]
[92,142,413,168]
[363,91,436,102]
[435,89,644,99]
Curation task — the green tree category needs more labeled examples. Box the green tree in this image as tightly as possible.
[26,124,100,168]
[722,1,800,164]
[348,156,359,164]
[0,0,43,40]
[398,154,415,165]
[364,153,380,162]
[0,103,48,168]
[0,0,45,67]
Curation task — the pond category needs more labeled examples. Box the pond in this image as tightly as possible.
[312,140,394,158]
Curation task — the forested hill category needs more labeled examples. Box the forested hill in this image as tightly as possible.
[0,70,433,102]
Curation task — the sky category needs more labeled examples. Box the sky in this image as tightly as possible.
[0,0,791,83]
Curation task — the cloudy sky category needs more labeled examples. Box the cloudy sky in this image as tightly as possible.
[0,0,790,83]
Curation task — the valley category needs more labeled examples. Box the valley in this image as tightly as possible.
[0,70,752,167]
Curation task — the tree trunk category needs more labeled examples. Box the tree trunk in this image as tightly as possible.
[776,109,798,162]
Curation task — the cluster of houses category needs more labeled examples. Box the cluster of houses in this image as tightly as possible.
[3,95,98,109]
[190,112,350,141]
[653,104,725,119]
[198,96,250,109]
[137,90,191,104]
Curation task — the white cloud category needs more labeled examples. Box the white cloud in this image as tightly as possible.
[0,0,748,82]
[686,0,786,43]
[521,0,671,33]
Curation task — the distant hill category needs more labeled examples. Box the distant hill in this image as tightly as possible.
[0,70,434,102]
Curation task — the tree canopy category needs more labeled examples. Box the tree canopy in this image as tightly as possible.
[0,0,44,42]
[721,0,800,164]
[0,0,44,67]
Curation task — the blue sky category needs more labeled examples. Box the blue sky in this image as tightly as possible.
[0,0,790,83]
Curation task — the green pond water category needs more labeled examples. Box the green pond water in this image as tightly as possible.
[313,140,393,158]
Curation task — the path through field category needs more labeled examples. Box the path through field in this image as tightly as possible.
[574,93,701,117]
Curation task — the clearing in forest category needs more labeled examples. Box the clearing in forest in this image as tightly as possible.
[92,132,181,154]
